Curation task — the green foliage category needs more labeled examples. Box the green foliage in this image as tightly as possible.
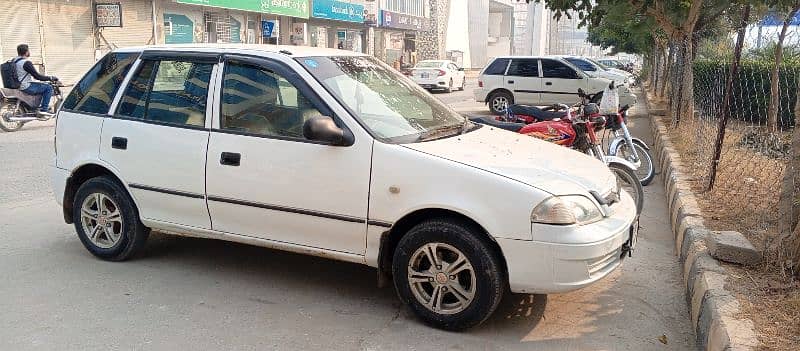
[585,2,658,55]
[748,43,800,62]
[694,59,800,128]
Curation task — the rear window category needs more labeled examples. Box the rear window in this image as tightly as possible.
[62,52,138,114]
[482,58,510,75]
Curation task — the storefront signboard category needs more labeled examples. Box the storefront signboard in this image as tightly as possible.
[95,3,123,27]
[262,20,279,38]
[177,0,310,19]
[164,14,195,44]
[358,0,378,26]
[312,0,363,23]
[380,10,426,30]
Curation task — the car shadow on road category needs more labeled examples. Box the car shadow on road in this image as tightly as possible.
[139,232,548,333]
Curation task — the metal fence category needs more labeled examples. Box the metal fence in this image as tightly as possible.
[655,22,800,258]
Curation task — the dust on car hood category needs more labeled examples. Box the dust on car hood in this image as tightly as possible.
[402,125,617,195]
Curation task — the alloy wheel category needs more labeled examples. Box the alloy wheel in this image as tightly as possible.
[80,193,124,249]
[407,243,476,315]
[491,96,508,113]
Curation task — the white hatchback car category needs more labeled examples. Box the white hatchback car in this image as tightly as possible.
[410,60,466,92]
[474,56,637,114]
[52,44,637,331]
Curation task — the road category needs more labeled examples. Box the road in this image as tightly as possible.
[0,80,694,350]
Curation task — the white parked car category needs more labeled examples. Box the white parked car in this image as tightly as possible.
[558,55,635,86]
[474,56,638,115]
[52,44,637,331]
[409,60,466,92]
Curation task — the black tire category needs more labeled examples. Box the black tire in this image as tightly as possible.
[459,77,466,91]
[392,218,505,331]
[445,79,453,93]
[0,103,24,132]
[488,91,513,115]
[608,162,644,215]
[614,142,655,186]
[72,176,150,261]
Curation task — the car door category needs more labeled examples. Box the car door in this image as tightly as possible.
[100,52,217,229]
[448,63,462,86]
[539,58,585,105]
[505,58,541,105]
[205,55,371,255]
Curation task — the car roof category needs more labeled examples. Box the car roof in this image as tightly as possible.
[491,55,568,61]
[114,43,368,58]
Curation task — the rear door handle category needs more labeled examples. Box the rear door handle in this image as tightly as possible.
[220,152,241,166]
[111,137,127,150]
[545,81,553,86]
[507,80,515,84]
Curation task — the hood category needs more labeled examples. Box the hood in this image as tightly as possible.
[403,126,617,195]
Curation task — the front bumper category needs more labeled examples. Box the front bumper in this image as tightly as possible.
[497,192,638,294]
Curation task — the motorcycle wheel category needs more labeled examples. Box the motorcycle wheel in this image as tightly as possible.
[614,142,655,186]
[608,162,644,215]
[0,103,24,132]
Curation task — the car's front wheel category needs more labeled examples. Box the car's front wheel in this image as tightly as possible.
[393,218,505,331]
[73,176,150,261]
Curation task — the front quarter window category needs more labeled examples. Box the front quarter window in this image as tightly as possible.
[298,56,471,143]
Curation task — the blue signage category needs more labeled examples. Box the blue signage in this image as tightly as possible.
[380,10,426,30]
[761,12,800,26]
[262,20,275,38]
[312,0,364,23]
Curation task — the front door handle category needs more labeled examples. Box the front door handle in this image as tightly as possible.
[507,80,515,84]
[545,81,553,86]
[111,137,127,150]
[220,152,241,166]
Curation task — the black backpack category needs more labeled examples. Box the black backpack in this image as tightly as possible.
[1,58,28,89]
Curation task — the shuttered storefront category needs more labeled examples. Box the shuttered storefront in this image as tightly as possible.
[0,0,44,81]
[100,0,154,50]
[41,0,96,85]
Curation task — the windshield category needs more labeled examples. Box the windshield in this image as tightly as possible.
[587,58,610,70]
[298,56,470,143]
[415,61,445,68]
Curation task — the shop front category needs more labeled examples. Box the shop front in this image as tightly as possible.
[377,10,426,68]
[305,0,369,52]
[163,0,310,45]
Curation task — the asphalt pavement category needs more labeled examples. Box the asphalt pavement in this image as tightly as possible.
[0,80,694,350]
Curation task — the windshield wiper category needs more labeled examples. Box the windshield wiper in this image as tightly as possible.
[417,122,465,141]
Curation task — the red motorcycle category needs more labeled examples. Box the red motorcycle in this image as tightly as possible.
[469,90,644,214]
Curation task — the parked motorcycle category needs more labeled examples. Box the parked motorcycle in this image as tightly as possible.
[497,92,655,186]
[470,93,645,214]
[0,80,69,132]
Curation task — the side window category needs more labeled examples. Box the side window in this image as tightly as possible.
[541,59,581,79]
[221,62,322,139]
[117,59,213,127]
[448,63,458,71]
[506,59,539,77]
[62,52,138,114]
[566,58,596,72]
[482,58,510,75]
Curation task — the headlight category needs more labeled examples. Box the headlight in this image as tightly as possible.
[531,195,604,225]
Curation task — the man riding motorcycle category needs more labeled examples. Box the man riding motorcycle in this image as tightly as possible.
[12,44,59,117]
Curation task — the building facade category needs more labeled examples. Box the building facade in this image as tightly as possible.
[0,0,433,86]
[440,0,513,69]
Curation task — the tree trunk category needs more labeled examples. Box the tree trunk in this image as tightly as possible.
[653,50,661,93]
[768,4,800,132]
[679,36,695,125]
[707,5,750,191]
[661,42,674,98]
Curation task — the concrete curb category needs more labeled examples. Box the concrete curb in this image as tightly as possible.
[642,91,760,350]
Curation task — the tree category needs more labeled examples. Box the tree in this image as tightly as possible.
[767,2,800,132]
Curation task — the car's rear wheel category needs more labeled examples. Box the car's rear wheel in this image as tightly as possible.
[459,77,466,91]
[445,79,453,93]
[488,91,513,115]
[73,176,149,261]
[392,218,504,331]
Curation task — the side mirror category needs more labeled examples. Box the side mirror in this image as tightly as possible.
[458,67,465,71]
[303,115,354,146]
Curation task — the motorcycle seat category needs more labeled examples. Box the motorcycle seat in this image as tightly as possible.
[468,116,524,132]
[508,104,566,121]
[0,87,41,110]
